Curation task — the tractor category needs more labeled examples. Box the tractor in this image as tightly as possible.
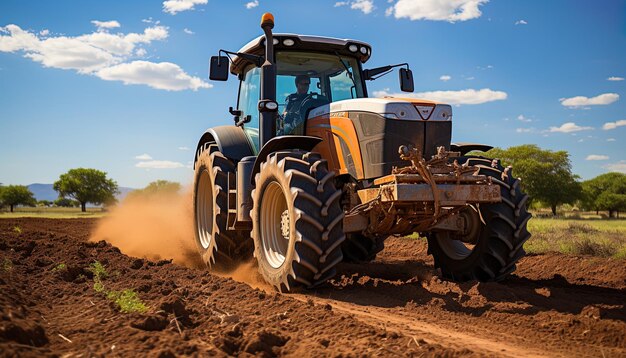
[193,13,531,292]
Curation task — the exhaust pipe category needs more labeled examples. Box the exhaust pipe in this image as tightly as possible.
[259,13,277,147]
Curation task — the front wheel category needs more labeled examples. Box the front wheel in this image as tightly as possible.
[427,157,531,282]
[251,150,345,292]
[193,144,252,268]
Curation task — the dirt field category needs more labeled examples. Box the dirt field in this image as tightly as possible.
[1,218,625,357]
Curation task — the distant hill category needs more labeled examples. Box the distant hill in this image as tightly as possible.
[27,183,135,203]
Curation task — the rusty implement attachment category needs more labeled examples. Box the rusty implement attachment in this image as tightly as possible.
[346,145,501,236]
[357,183,500,206]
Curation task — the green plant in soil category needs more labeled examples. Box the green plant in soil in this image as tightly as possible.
[51,263,67,272]
[12,226,21,234]
[87,261,147,313]
[1,258,13,272]
[106,289,148,313]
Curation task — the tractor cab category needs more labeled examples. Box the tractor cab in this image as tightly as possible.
[210,29,414,153]
[226,34,371,152]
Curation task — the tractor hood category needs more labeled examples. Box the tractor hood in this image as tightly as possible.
[308,97,452,122]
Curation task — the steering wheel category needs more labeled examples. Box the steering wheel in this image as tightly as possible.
[299,93,329,120]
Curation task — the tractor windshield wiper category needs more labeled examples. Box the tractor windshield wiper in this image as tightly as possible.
[335,52,356,87]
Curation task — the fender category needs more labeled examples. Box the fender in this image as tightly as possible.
[251,135,323,184]
[194,125,255,168]
[450,142,493,156]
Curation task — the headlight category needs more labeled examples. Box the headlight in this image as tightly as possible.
[348,44,358,52]
[360,46,367,54]
[283,39,295,46]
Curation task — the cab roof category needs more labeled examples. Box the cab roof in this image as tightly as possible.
[230,33,372,75]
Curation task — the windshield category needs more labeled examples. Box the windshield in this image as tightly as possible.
[276,51,365,113]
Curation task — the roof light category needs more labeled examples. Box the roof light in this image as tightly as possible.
[273,38,279,45]
[283,38,295,46]
[360,46,367,55]
[348,44,358,52]
[261,13,274,28]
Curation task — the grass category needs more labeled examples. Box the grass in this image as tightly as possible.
[88,261,147,313]
[0,207,107,219]
[525,218,626,258]
[404,216,626,259]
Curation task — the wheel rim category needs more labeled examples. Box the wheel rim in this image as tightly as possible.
[196,169,214,249]
[260,181,290,268]
[437,207,482,260]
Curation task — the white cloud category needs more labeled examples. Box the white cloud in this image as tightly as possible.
[178,146,190,151]
[374,88,507,105]
[245,0,259,9]
[548,122,593,133]
[586,155,609,161]
[387,0,489,22]
[352,0,375,14]
[136,160,185,169]
[0,24,210,92]
[607,76,624,81]
[91,20,121,30]
[162,0,208,14]
[559,93,619,108]
[39,29,49,36]
[517,114,532,122]
[439,75,451,81]
[0,24,167,73]
[465,76,475,80]
[135,154,153,160]
[515,19,527,25]
[602,119,626,130]
[183,28,194,35]
[335,1,349,6]
[516,128,534,133]
[607,138,616,142]
[96,61,211,91]
[604,161,626,174]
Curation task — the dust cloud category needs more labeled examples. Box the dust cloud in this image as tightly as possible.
[215,260,273,293]
[91,188,272,291]
[90,189,204,268]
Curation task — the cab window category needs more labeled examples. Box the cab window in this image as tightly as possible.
[238,66,261,153]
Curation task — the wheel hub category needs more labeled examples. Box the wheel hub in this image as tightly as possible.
[260,181,290,269]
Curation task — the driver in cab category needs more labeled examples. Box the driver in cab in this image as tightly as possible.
[281,74,310,135]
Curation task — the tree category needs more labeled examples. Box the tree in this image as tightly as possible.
[54,198,79,208]
[483,145,582,216]
[53,168,119,212]
[581,172,626,218]
[38,200,53,207]
[127,180,181,201]
[0,185,37,212]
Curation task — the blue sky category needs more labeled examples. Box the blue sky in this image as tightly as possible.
[1,0,624,188]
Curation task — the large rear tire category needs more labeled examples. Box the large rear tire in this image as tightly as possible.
[251,150,345,292]
[193,144,252,268]
[427,157,531,282]
[341,233,384,263]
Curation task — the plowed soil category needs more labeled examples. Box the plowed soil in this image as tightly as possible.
[1,218,625,357]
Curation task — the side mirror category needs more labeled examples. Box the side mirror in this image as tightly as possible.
[399,68,414,92]
[209,56,229,81]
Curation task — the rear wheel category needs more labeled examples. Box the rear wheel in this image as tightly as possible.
[427,157,531,281]
[193,144,252,268]
[341,233,384,263]
[251,150,345,292]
